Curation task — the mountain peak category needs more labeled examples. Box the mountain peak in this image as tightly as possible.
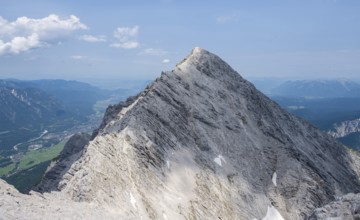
[191,46,207,55]
[184,47,210,60]
[175,47,211,69]
[175,47,241,84]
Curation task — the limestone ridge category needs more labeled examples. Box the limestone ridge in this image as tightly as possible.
[91,94,140,139]
[59,47,360,218]
[1,47,360,219]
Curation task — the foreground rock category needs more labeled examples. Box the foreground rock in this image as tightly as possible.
[1,48,360,219]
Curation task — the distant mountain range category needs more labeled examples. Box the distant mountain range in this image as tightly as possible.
[270,79,360,98]
[259,79,360,152]
[0,79,112,156]
[0,79,110,116]
[0,86,64,129]
[0,85,67,155]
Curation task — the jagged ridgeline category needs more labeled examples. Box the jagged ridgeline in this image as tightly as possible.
[1,48,360,219]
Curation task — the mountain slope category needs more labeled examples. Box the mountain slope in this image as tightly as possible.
[31,79,110,116]
[309,193,360,219]
[1,48,360,219]
[0,79,111,157]
[0,86,67,154]
[0,79,111,116]
[0,87,64,127]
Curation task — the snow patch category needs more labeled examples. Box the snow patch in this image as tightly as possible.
[11,89,17,96]
[122,132,131,154]
[262,206,285,220]
[272,172,277,187]
[130,192,136,208]
[214,154,226,167]
[163,213,168,220]
[166,160,170,169]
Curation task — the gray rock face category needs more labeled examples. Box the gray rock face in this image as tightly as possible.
[1,47,360,220]
[33,132,91,192]
[309,193,360,220]
[328,118,360,138]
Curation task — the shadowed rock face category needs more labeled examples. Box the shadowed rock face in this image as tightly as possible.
[1,48,360,219]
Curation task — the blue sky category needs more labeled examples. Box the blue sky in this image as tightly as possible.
[0,0,359,86]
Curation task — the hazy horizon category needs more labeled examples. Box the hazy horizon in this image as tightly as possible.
[1,0,359,83]
[2,75,360,91]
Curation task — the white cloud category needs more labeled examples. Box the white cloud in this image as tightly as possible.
[141,48,168,56]
[0,14,87,55]
[111,25,139,49]
[70,55,86,60]
[162,59,170,63]
[114,26,139,41]
[0,33,41,55]
[79,35,106,42]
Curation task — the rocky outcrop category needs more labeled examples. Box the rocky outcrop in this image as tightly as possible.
[91,94,140,139]
[1,48,360,219]
[33,132,91,192]
[328,118,360,138]
[309,193,360,220]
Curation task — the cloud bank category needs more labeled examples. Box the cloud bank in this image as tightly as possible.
[110,26,139,49]
[0,14,87,55]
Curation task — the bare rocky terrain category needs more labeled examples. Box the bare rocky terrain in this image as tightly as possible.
[309,193,360,219]
[1,48,360,219]
[328,118,360,138]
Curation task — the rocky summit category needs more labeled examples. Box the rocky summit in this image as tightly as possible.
[1,47,360,220]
